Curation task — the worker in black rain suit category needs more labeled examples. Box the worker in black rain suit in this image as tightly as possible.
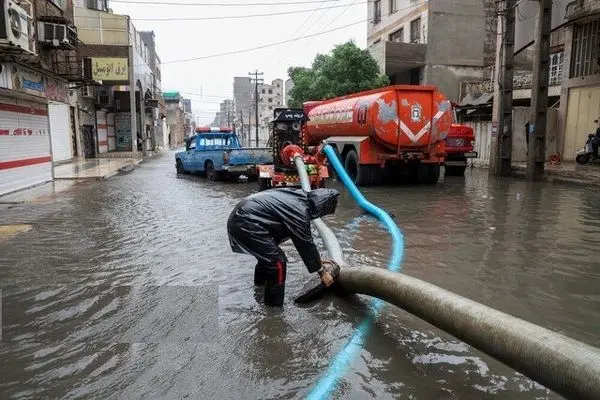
[227,187,340,307]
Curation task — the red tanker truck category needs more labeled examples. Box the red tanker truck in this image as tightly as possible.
[258,85,454,188]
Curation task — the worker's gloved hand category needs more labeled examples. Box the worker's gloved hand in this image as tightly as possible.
[319,259,339,287]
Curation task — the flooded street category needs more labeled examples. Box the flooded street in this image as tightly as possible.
[1,152,599,399]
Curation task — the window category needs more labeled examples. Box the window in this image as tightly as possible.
[373,0,381,24]
[268,89,273,94]
[389,0,397,14]
[570,19,600,78]
[188,138,196,150]
[549,52,564,85]
[268,98,273,103]
[389,27,403,43]
[261,89,265,94]
[410,17,421,43]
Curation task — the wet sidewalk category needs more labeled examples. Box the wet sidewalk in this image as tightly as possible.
[512,161,600,186]
[54,158,141,180]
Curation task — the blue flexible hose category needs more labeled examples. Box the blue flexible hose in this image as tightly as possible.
[306,144,405,400]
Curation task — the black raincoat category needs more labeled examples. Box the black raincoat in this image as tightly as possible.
[227,188,340,273]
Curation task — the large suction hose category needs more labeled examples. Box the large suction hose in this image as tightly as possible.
[293,146,600,400]
[339,266,600,400]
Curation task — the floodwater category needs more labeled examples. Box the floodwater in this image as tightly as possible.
[1,152,599,399]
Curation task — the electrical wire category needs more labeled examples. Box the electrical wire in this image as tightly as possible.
[76,2,366,21]
[143,19,368,66]
[260,0,334,67]
[110,0,346,6]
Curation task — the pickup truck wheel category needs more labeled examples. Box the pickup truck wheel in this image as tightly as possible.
[206,162,218,181]
[176,159,185,174]
[445,165,467,176]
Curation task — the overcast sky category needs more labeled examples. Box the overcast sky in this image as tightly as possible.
[109,0,368,124]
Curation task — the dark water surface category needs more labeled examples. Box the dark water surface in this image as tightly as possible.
[1,152,599,399]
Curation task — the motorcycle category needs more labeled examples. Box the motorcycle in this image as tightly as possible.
[575,134,597,165]
[575,120,600,165]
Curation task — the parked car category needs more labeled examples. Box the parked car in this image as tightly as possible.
[175,127,272,181]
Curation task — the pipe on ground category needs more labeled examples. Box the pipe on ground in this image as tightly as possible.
[294,156,347,266]
[338,266,600,400]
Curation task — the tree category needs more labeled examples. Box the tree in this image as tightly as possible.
[287,41,390,108]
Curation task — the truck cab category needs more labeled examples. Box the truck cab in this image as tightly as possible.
[444,104,477,176]
[175,127,272,181]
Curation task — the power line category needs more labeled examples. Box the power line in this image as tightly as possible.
[261,0,330,65]
[153,18,368,66]
[110,0,346,6]
[80,2,366,21]
[302,0,359,48]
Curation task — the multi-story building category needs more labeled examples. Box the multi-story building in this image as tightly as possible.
[162,91,185,147]
[73,0,161,156]
[1,0,82,195]
[252,78,284,146]
[285,78,294,106]
[457,0,599,163]
[233,76,253,142]
[219,99,234,128]
[367,0,502,102]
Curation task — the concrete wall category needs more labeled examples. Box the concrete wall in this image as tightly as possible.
[464,107,558,167]
[514,0,570,53]
[427,0,490,67]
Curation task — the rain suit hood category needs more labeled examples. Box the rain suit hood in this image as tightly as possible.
[307,188,339,219]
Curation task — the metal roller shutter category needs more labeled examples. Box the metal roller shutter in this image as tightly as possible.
[0,97,52,195]
[48,102,72,162]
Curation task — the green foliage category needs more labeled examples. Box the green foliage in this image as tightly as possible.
[287,41,390,108]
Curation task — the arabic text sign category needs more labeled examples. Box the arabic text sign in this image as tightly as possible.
[91,58,129,81]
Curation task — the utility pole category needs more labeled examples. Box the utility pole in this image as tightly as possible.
[490,0,516,177]
[249,69,264,147]
[240,110,244,146]
[528,0,552,181]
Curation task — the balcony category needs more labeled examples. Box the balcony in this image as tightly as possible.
[368,40,427,76]
[565,0,600,21]
[73,7,129,45]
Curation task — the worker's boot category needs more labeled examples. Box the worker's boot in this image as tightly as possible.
[254,263,267,286]
[264,260,286,307]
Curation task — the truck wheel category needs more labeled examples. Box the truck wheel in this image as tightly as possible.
[258,177,272,191]
[418,164,441,184]
[206,162,218,181]
[176,159,185,174]
[445,165,467,177]
[344,149,380,186]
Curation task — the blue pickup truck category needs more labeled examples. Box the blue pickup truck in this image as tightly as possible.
[175,128,272,181]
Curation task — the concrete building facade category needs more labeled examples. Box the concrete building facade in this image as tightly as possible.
[162,91,186,148]
[233,76,253,144]
[367,0,501,102]
[72,0,161,156]
[457,0,600,163]
[285,78,294,106]
[1,0,80,195]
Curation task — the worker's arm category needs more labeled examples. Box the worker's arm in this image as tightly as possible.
[286,218,322,273]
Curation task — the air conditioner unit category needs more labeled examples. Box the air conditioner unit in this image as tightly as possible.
[37,22,77,50]
[81,85,94,98]
[0,0,36,55]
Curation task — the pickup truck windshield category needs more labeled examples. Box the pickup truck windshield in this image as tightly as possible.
[197,134,240,149]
